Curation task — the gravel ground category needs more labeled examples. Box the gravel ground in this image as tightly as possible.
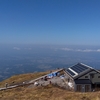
[28,76,69,89]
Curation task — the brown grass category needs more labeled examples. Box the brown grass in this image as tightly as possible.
[0,72,100,100]
[0,71,49,87]
[0,84,100,100]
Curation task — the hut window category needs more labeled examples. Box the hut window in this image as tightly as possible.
[91,74,94,78]
[85,76,88,78]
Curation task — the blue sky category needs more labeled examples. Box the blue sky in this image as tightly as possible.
[0,0,100,45]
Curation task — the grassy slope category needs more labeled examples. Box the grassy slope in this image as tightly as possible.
[0,71,49,87]
[0,72,100,100]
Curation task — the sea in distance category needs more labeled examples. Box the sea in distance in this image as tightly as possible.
[0,44,100,81]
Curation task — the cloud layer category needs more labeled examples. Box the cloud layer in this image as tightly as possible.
[13,47,20,50]
[60,48,100,52]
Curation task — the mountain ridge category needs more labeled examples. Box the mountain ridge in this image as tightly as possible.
[0,71,100,100]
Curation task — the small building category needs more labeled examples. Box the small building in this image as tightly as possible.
[64,63,100,92]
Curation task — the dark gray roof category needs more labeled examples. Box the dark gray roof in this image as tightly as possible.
[66,63,93,78]
[75,79,92,84]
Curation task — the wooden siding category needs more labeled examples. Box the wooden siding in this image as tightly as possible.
[75,84,91,92]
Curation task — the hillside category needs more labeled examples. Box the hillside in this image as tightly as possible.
[0,72,100,100]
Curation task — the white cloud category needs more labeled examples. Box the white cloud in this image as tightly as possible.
[97,49,100,52]
[76,49,100,52]
[81,49,95,52]
[24,48,32,50]
[60,48,100,53]
[61,48,73,51]
[76,49,83,52]
[13,47,20,50]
